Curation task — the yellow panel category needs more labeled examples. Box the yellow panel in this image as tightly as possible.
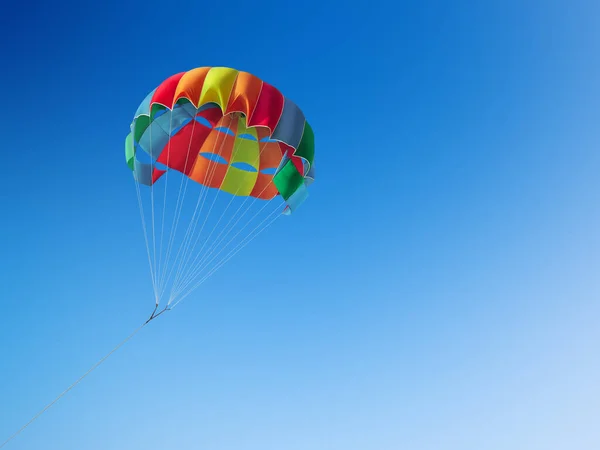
[199,67,239,110]
[230,116,260,168]
[220,166,259,197]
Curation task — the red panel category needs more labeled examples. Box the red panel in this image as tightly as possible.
[196,106,223,127]
[152,168,167,184]
[155,107,224,175]
[156,121,212,175]
[248,82,284,132]
[151,72,186,108]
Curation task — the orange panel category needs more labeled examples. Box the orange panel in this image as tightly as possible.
[174,67,211,106]
[253,128,284,171]
[255,126,273,141]
[258,141,284,171]
[188,156,228,189]
[196,115,238,163]
[226,71,263,117]
[250,173,279,199]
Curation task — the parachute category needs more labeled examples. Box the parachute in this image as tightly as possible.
[125,66,315,312]
[0,66,317,449]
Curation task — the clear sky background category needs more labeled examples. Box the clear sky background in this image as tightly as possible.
[1,1,599,449]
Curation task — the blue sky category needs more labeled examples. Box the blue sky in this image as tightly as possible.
[1,0,600,449]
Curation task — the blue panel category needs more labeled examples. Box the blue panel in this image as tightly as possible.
[137,103,196,159]
[134,88,156,118]
[285,181,309,213]
[133,160,155,186]
[271,98,305,149]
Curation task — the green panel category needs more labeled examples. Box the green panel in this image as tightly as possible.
[133,115,150,143]
[296,121,315,168]
[150,103,167,120]
[273,160,304,200]
[125,132,135,171]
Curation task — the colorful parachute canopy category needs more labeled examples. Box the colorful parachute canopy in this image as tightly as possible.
[125,67,316,307]
[125,66,315,212]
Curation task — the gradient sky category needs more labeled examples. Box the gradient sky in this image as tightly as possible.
[1,1,600,449]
